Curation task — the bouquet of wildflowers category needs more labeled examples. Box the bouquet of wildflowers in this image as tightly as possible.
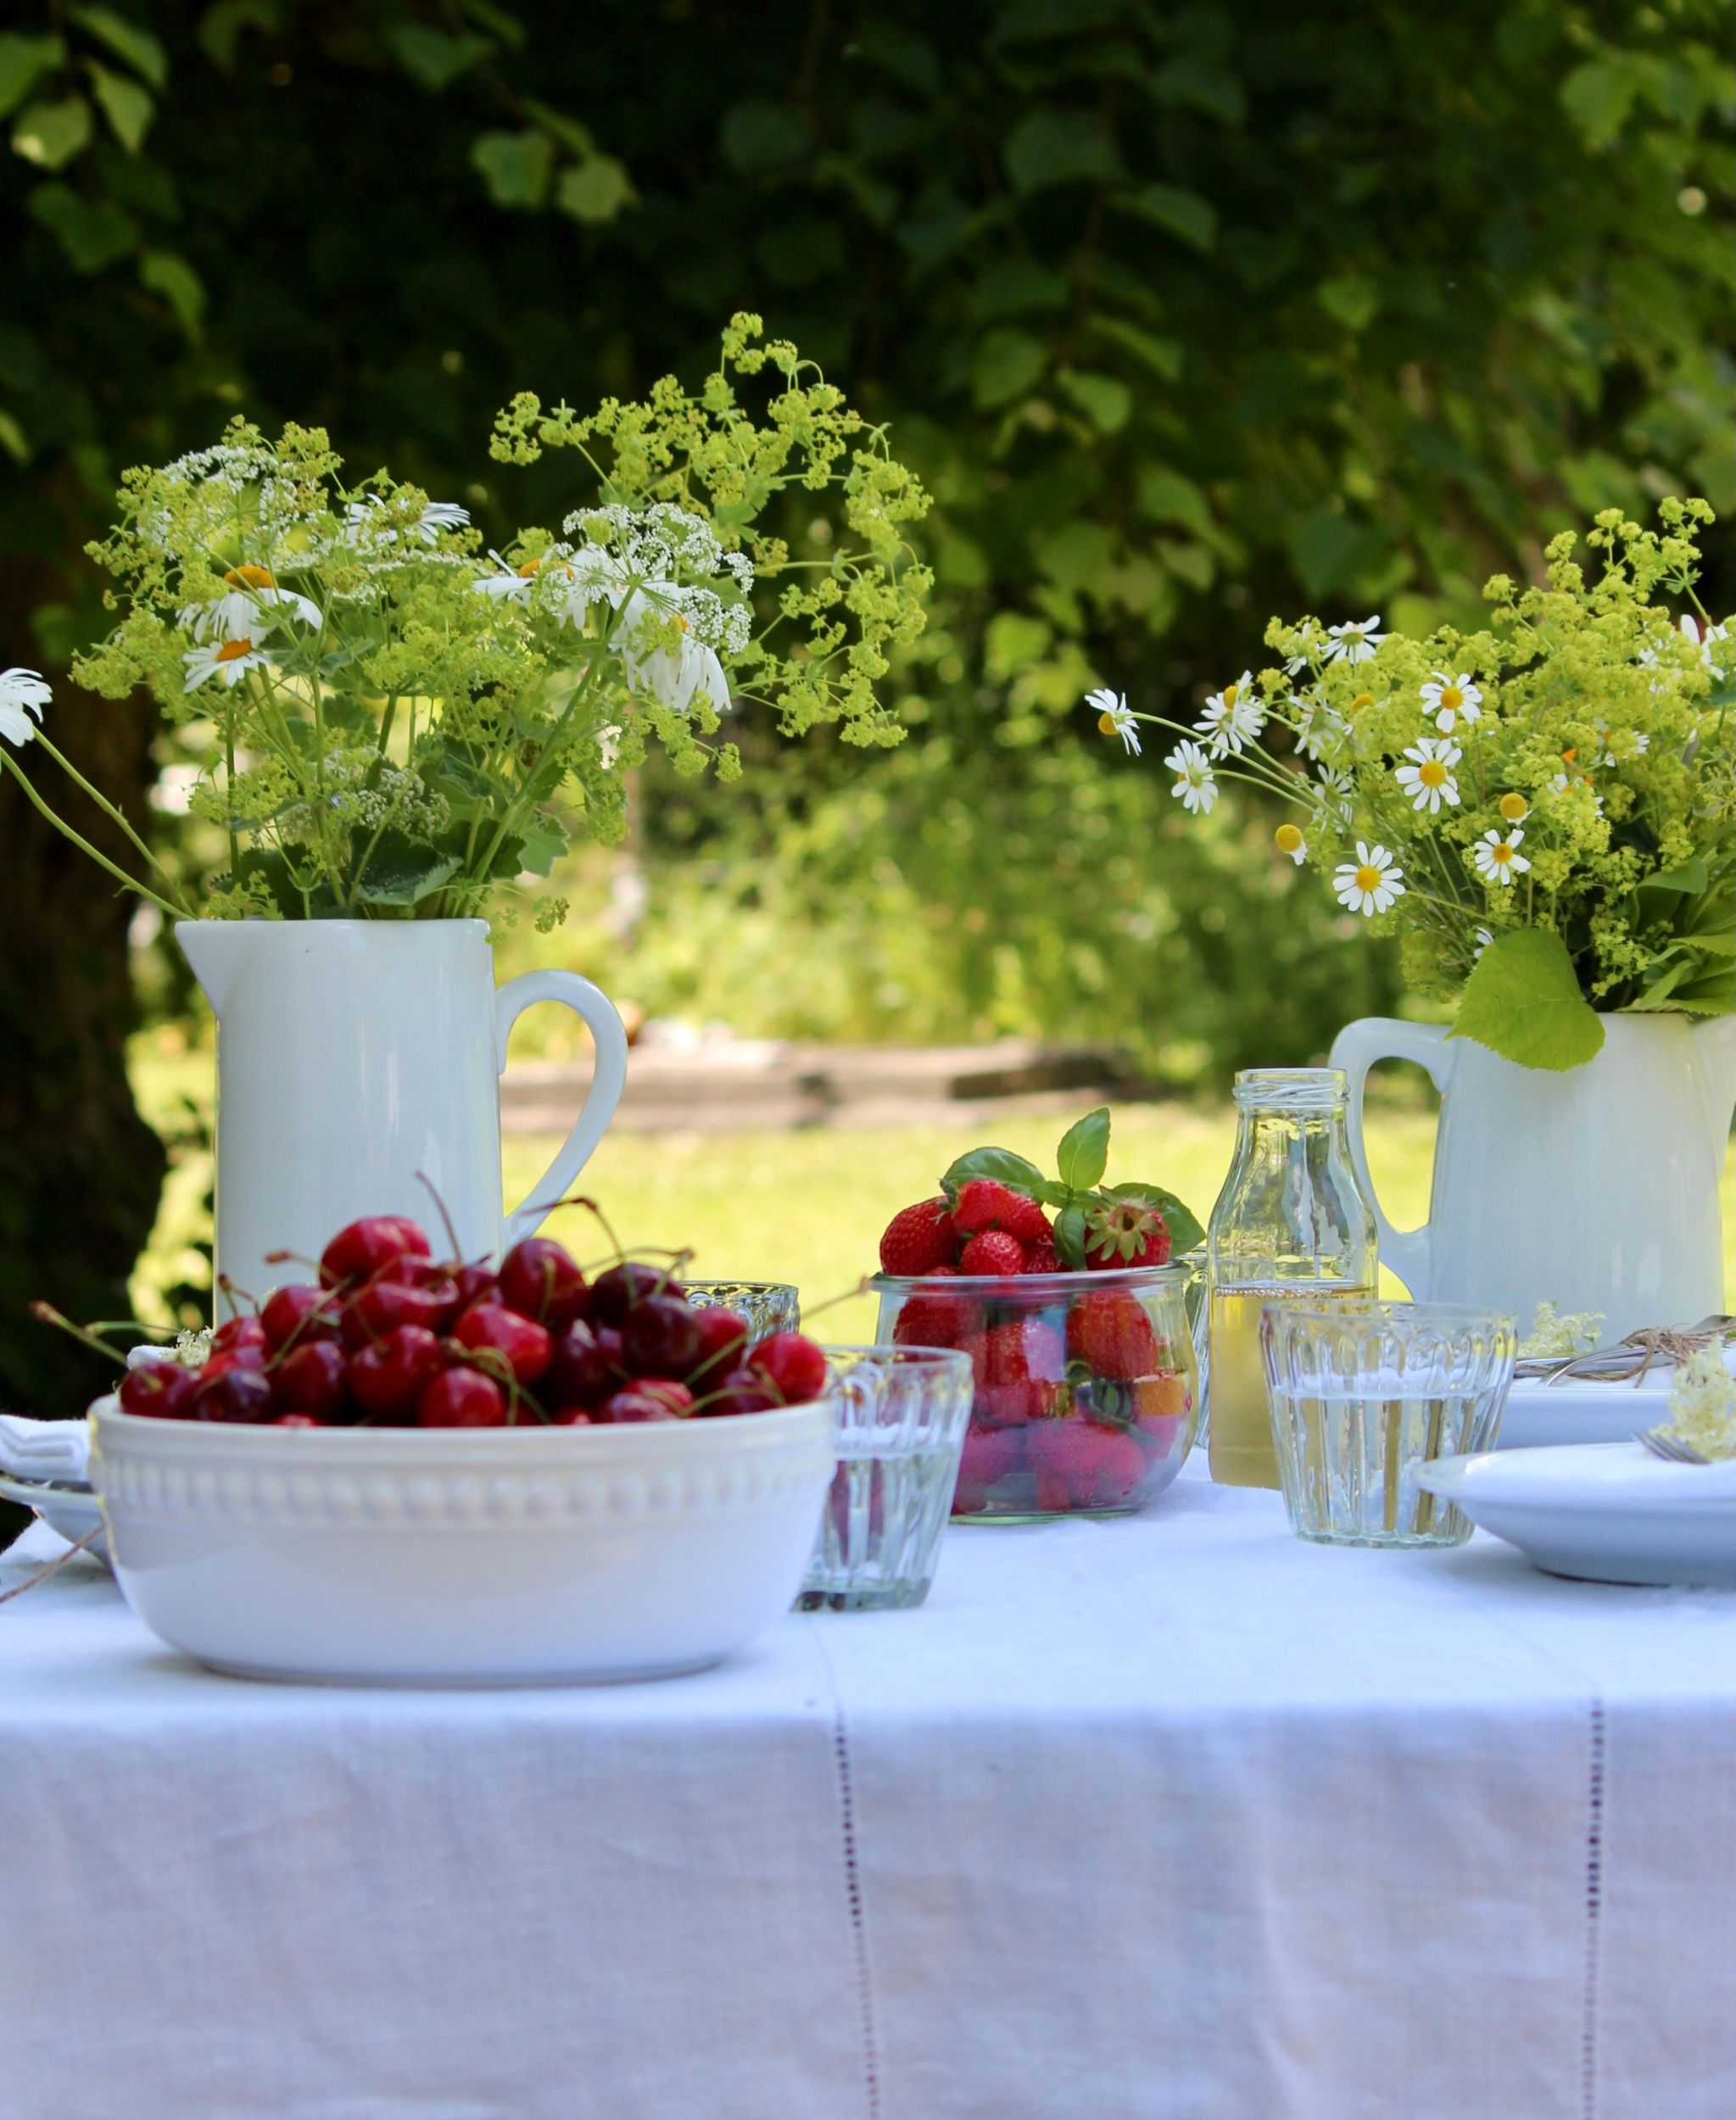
[1089,500,1733,1068]
[0,315,930,928]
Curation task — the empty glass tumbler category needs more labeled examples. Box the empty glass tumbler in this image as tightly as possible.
[800,1345,974,1610]
[1259,1300,1517,1548]
[685,1280,801,1344]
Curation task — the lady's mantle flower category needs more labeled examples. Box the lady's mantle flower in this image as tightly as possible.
[1323,616,1386,665]
[1086,686,1141,756]
[1274,822,1307,865]
[1393,736,1462,813]
[183,637,276,691]
[1164,739,1217,814]
[1678,613,1731,669]
[1333,841,1404,915]
[1472,827,1530,887]
[0,666,51,746]
[1196,672,1263,756]
[1421,671,1483,734]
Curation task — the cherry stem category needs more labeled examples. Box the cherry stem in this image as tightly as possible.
[415,1169,465,1260]
[795,1276,874,1323]
[27,1303,127,1368]
[527,1193,626,1264]
[216,1273,259,1315]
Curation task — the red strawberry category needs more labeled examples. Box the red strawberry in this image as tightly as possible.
[1083,1197,1172,1270]
[959,1229,1026,1277]
[879,1198,960,1276]
[952,1180,1052,1247]
[952,1425,1027,1514]
[892,1270,980,1348]
[1021,1236,1061,1275]
[1065,1289,1162,1380]
[1028,1420,1147,1510]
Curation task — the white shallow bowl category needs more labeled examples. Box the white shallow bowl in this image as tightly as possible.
[1418,1442,1736,1587]
[0,1472,109,1564]
[88,1399,835,1685]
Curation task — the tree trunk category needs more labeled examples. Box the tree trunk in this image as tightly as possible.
[0,608,164,1544]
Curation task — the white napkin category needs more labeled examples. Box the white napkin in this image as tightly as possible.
[0,1414,92,1484]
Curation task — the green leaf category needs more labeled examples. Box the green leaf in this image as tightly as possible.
[971,327,1047,408]
[1003,109,1119,193]
[0,409,27,462]
[13,95,92,170]
[1052,1204,1087,1270]
[351,831,462,907]
[939,1145,1048,1202]
[1639,856,1709,896]
[1287,505,1385,599]
[1450,927,1606,1072]
[138,248,205,338]
[88,63,152,152]
[1058,368,1131,434]
[556,156,634,224]
[1136,466,1213,538]
[1317,273,1380,331]
[511,815,568,879]
[1104,1182,1205,1256]
[198,2,275,71]
[1088,315,1182,382]
[1114,181,1216,251]
[0,36,65,120]
[1560,57,1639,149]
[28,181,137,270]
[522,100,594,155]
[1055,1107,1110,1191]
[469,128,551,209]
[388,25,492,91]
[720,99,807,176]
[70,7,166,89]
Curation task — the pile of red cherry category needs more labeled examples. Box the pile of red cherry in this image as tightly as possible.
[114,1214,828,1429]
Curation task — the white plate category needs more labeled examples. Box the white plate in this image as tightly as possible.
[0,1472,109,1564]
[1418,1442,1736,1587]
[1497,1374,1676,1450]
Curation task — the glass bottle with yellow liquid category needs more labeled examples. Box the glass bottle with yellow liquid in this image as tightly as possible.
[1207,1068,1377,1487]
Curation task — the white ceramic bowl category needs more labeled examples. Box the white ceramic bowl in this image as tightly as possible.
[88,1399,835,1685]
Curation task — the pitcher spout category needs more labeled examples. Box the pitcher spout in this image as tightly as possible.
[174,918,251,1016]
[1691,1014,1736,1166]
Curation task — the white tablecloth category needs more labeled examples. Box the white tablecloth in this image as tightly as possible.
[1,1459,1731,2120]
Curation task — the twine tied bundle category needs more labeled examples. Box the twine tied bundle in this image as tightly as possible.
[1526,1315,1736,1387]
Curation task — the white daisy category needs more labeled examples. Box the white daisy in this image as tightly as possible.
[182,636,276,691]
[1546,767,1605,815]
[346,494,471,545]
[616,597,728,715]
[0,666,51,746]
[1333,840,1404,915]
[1323,615,1386,665]
[1291,691,1342,761]
[1085,685,1142,757]
[1393,735,1462,814]
[1164,739,1217,814]
[1311,764,1354,826]
[183,585,321,642]
[1592,719,1649,765]
[1420,671,1483,734]
[1196,671,1264,756]
[1274,822,1307,865]
[1471,827,1530,887]
[1473,925,1495,958]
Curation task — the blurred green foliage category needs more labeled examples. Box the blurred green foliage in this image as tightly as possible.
[3,0,1733,1089]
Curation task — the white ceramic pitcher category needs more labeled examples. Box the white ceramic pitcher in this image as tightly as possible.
[1331,1013,1736,1340]
[177,920,629,1306]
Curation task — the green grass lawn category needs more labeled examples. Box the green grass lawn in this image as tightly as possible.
[130,1039,1736,1339]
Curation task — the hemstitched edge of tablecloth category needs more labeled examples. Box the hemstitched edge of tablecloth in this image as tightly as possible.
[811,1623,885,2120]
[1581,1697,1606,2120]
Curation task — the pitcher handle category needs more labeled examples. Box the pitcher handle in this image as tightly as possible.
[1328,1018,1453,1300]
[494,973,629,1247]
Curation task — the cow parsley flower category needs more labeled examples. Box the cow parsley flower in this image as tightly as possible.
[1333,840,1404,915]
[0,666,51,745]
[1664,1349,1736,1460]
[1164,739,1217,813]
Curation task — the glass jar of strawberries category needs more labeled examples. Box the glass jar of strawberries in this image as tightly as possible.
[872,1264,1199,1520]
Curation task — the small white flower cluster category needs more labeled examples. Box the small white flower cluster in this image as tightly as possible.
[285,751,449,840]
[1518,1300,1605,1357]
[1664,1348,1736,1461]
[156,439,282,491]
[563,502,755,599]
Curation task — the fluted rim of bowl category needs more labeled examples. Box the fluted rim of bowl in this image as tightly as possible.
[870,1264,1194,1296]
[89,1393,835,1464]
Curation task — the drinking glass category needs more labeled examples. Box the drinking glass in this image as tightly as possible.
[1259,1300,1517,1548]
[799,1346,973,1610]
[685,1280,801,1344]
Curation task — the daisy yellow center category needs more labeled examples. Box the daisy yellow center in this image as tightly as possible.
[224,565,275,589]
[1499,792,1528,822]
[1275,823,1303,854]
[1354,863,1382,893]
[1223,683,1239,708]
[1560,748,1577,764]
[516,558,543,577]
[1439,685,1463,714]
[215,638,253,662]
[1419,760,1448,789]
[1349,692,1375,712]
[1098,712,1117,735]
[1491,842,1514,867]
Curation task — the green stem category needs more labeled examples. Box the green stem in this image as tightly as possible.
[31,733,192,911]
[1,753,186,918]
